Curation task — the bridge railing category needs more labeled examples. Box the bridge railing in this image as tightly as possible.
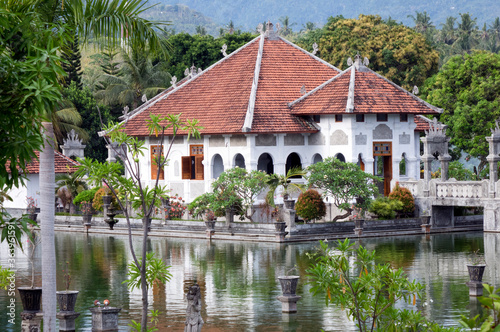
[399,179,489,199]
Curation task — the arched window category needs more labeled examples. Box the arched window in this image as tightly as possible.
[257,153,274,174]
[335,153,345,163]
[312,154,323,164]
[400,153,407,176]
[212,154,224,179]
[234,153,246,169]
[286,152,302,173]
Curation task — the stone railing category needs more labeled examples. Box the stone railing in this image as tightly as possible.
[432,179,488,199]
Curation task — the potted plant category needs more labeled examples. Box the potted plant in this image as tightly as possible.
[204,210,216,231]
[265,167,306,209]
[26,196,38,222]
[277,266,301,313]
[273,207,286,232]
[18,227,42,313]
[467,249,486,282]
[57,261,79,312]
[81,201,93,224]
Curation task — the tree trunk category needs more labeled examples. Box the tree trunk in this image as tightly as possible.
[41,122,56,331]
[141,217,149,331]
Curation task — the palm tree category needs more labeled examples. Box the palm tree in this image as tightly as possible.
[195,25,206,35]
[265,167,307,206]
[95,46,171,109]
[439,16,457,45]
[455,13,478,53]
[407,11,434,34]
[3,1,169,331]
[52,100,89,145]
[301,21,316,32]
[279,16,297,36]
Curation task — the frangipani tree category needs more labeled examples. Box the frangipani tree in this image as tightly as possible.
[307,157,379,221]
[77,113,201,330]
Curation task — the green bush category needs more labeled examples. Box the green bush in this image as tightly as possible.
[295,189,326,222]
[73,188,99,205]
[368,196,403,220]
[388,183,415,217]
[93,187,120,211]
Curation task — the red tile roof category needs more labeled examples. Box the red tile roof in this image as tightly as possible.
[290,66,441,115]
[414,115,433,131]
[122,34,340,136]
[7,151,80,174]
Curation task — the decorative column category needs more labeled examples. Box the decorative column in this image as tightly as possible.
[486,122,500,198]
[21,312,43,332]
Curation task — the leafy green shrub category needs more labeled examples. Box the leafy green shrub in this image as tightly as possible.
[368,196,403,220]
[73,188,99,205]
[295,189,326,222]
[93,187,120,211]
[388,183,415,217]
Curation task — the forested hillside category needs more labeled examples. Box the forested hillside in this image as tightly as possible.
[146,0,500,32]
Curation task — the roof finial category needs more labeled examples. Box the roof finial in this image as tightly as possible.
[354,52,362,69]
[363,57,369,67]
[221,43,228,57]
[312,42,318,55]
[265,21,279,40]
[170,76,177,88]
[276,22,281,34]
[141,94,147,103]
[300,84,306,95]
[347,57,353,66]
[412,85,419,95]
[257,23,264,34]
[122,105,130,119]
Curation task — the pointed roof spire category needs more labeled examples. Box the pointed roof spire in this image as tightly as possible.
[265,21,279,40]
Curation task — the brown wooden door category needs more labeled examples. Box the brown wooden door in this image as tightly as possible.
[373,142,392,196]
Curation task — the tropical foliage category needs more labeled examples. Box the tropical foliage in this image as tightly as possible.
[388,183,415,217]
[295,189,326,222]
[423,51,500,172]
[307,158,379,221]
[297,15,439,89]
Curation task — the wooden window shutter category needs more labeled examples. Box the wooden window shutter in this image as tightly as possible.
[182,156,192,179]
[151,145,164,180]
[195,156,204,180]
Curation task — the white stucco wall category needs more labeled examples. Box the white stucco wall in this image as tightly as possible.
[136,113,422,203]
[4,174,40,211]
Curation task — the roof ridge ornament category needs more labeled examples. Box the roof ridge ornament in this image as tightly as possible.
[312,42,318,55]
[363,57,369,67]
[491,119,500,135]
[122,105,130,119]
[412,85,419,95]
[221,43,228,57]
[257,23,264,35]
[170,76,177,88]
[347,57,353,66]
[426,117,448,137]
[184,64,202,79]
[265,21,279,40]
[141,94,147,103]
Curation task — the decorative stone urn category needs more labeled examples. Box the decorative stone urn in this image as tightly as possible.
[82,214,92,224]
[277,276,301,313]
[28,213,38,222]
[56,291,80,332]
[105,206,118,230]
[102,195,112,206]
[284,199,295,210]
[467,265,486,282]
[466,265,486,296]
[56,290,79,312]
[18,287,42,313]
[274,222,288,242]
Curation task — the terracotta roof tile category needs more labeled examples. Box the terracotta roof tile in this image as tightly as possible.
[6,151,80,175]
[290,66,441,115]
[123,36,340,136]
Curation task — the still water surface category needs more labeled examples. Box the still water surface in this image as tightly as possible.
[1,231,499,331]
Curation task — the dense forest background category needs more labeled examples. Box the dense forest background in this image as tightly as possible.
[142,0,500,33]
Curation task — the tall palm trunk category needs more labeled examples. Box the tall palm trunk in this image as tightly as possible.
[40,122,56,331]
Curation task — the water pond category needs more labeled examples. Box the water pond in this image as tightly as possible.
[1,231,499,331]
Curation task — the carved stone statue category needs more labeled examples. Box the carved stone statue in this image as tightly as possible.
[185,284,203,332]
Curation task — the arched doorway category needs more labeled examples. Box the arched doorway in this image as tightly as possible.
[335,153,345,163]
[234,153,246,169]
[212,154,224,179]
[257,153,274,174]
[286,152,302,173]
[312,153,323,164]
